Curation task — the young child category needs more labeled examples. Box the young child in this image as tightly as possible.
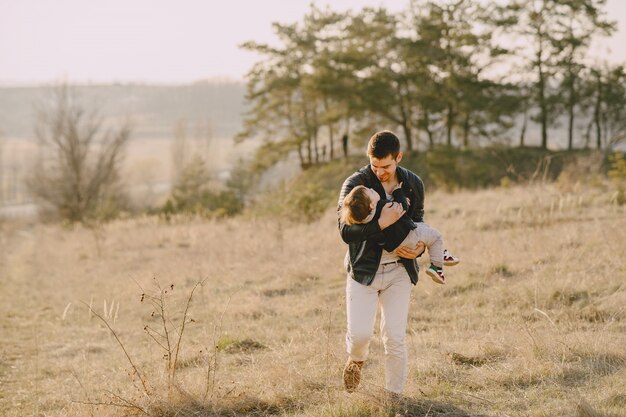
[340,184,459,284]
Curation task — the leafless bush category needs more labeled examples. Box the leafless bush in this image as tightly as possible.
[81,278,206,415]
[27,84,131,222]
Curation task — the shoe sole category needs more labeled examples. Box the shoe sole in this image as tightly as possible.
[443,259,460,267]
[426,269,445,284]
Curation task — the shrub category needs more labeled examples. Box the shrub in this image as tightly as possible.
[160,155,243,218]
[607,152,626,205]
[284,182,332,221]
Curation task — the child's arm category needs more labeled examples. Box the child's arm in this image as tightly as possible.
[391,183,409,211]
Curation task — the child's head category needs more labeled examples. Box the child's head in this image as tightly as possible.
[340,186,380,225]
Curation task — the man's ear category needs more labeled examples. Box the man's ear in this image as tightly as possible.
[396,152,403,164]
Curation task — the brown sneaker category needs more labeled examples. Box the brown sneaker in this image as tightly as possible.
[343,359,364,393]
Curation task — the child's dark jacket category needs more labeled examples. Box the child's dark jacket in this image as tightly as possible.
[372,187,415,252]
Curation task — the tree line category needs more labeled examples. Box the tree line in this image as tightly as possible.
[236,0,626,170]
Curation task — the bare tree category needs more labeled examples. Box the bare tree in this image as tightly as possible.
[28,85,131,222]
[171,118,189,186]
[194,117,214,160]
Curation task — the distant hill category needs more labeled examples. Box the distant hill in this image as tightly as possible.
[0,82,246,140]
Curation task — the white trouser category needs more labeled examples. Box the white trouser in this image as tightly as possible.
[345,263,412,393]
[396,222,444,267]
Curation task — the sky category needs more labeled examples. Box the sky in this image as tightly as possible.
[1,0,625,85]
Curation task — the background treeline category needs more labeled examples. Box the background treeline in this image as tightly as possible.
[236,0,626,173]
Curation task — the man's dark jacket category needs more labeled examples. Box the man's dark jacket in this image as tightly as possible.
[337,164,425,285]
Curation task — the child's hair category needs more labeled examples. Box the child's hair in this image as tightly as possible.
[340,185,373,225]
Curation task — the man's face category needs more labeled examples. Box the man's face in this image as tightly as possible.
[370,153,402,184]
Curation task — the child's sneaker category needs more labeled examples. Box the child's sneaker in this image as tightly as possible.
[443,249,460,266]
[426,264,445,284]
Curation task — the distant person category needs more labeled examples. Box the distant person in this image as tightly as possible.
[340,183,459,284]
[337,130,458,396]
[342,133,349,159]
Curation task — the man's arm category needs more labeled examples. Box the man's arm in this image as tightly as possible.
[394,171,426,259]
[396,242,426,259]
[410,173,425,223]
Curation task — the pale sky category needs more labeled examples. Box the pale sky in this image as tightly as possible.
[1,0,625,85]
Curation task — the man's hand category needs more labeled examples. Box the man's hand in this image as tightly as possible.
[378,202,405,230]
[396,241,426,259]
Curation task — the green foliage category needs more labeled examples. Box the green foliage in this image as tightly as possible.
[226,159,257,203]
[607,152,626,205]
[238,1,525,173]
[284,182,332,220]
[253,158,358,222]
[608,152,626,181]
[237,6,350,171]
[160,155,243,218]
[215,337,266,354]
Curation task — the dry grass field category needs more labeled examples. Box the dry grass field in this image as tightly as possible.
[1,182,625,417]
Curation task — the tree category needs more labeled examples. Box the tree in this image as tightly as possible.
[596,65,626,149]
[171,118,189,186]
[579,64,626,150]
[344,8,421,151]
[237,7,349,170]
[552,0,615,149]
[508,0,563,149]
[408,0,519,148]
[162,154,243,217]
[301,7,353,161]
[28,85,131,222]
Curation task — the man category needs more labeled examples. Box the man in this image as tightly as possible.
[337,130,426,395]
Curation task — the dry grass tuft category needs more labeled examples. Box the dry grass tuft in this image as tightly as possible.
[551,289,592,306]
[442,280,486,297]
[489,263,514,277]
[577,398,604,417]
[146,391,296,417]
[604,393,626,408]
[448,353,489,367]
[316,389,479,417]
[216,337,267,354]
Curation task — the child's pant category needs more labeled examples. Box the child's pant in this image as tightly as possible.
[396,222,444,267]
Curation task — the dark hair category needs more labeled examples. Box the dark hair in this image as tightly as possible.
[340,185,373,225]
[367,130,400,159]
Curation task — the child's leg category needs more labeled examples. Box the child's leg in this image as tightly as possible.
[413,223,444,268]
